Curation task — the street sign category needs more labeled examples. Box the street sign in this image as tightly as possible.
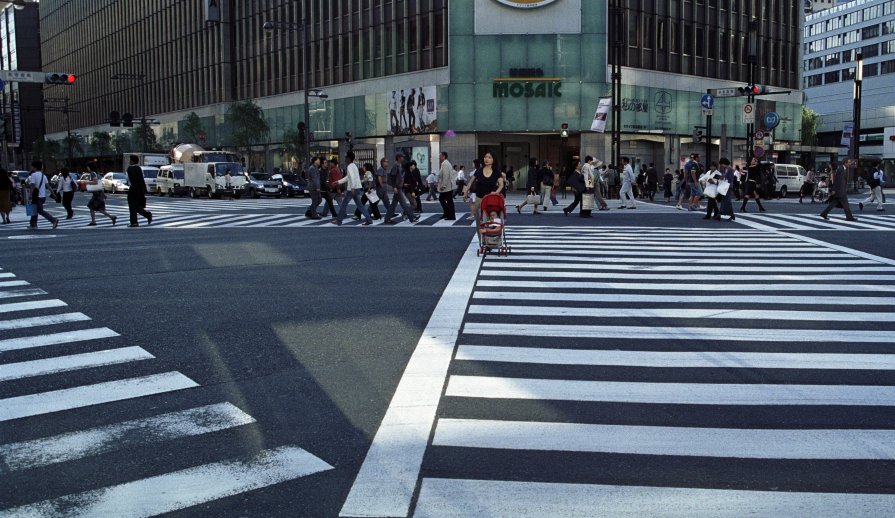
[742,103,755,124]
[700,94,715,110]
[754,130,765,140]
[702,108,713,117]
[763,111,781,129]
[710,88,738,98]
[754,146,765,158]
[0,70,37,83]
[197,131,207,144]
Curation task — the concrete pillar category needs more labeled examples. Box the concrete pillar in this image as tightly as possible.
[580,132,612,166]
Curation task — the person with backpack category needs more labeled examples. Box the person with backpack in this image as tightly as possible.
[26,160,60,230]
[859,161,886,212]
[54,167,78,220]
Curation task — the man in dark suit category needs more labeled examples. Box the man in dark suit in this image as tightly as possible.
[820,158,857,222]
[126,155,153,227]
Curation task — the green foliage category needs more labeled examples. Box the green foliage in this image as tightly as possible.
[158,128,178,151]
[281,128,303,164]
[129,125,161,152]
[113,132,133,155]
[801,106,821,146]
[225,100,269,151]
[181,112,205,144]
[32,137,62,165]
[62,133,86,158]
[89,131,114,156]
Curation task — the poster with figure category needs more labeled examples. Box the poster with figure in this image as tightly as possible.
[591,97,612,132]
[387,86,437,136]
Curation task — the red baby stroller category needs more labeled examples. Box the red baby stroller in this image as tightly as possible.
[477,193,511,257]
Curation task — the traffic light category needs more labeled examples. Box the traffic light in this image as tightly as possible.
[122,112,134,127]
[560,123,569,143]
[693,127,704,142]
[737,84,768,96]
[109,110,121,127]
[752,84,768,95]
[45,73,77,85]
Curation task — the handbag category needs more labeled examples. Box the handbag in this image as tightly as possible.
[581,193,595,210]
[525,193,540,204]
[365,190,380,204]
[704,183,718,198]
[717,180,730,196]
[26,203,36,217]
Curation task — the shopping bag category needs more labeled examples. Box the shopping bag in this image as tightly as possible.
[26,203,36,217]
[704,183,718,198]
[525,193,540,204]
[581,193,595,210]
[717,181,730,196]
[365,190,380,204]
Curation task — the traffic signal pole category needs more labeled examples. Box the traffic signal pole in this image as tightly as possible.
[705,89,713,165]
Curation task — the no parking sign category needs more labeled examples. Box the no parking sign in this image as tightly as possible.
[742,103,755,124]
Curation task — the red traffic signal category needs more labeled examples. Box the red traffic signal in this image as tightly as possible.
[45,73,77,85]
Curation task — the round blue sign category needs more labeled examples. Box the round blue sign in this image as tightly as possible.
[763,112,780,129]
[700,94,714,110]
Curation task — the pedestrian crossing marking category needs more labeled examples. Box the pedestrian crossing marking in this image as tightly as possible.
[0,312,90,331]
[0,299,67,314]
[736,212,895,231]
[0,346,154,382]
[0,327,119,352]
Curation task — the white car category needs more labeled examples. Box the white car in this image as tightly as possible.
[140,166,159,194]
[102,172,130,194]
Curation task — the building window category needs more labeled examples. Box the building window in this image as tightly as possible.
[883,40,895,55]
[863,62,879,77]
[862,25,880,40]
[806,74,823,87]
[863,43,880,58]
[880,59,895,74]
[884,21,895,35]
[824,70,840,84]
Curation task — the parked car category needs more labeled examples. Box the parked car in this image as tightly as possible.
[102,172,130,193]
[772,164,806,198]
[156,165,187,196]
[141,166,160,194]
[77,173,93,192]
[244,173,282,198]
[272,172,307,197]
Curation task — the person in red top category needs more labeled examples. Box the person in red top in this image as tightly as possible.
[328,158,343,197]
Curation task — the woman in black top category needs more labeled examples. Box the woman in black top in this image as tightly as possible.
[464,151,505,244]
[740,157,767,212]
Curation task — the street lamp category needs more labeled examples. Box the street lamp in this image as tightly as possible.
[111,73,149,152]
[852,52,863,191]
[263,20,325,173]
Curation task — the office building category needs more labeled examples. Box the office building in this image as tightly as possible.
[1,1,42,169]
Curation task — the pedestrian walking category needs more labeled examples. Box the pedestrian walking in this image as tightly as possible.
[662,168,673,203]
[550,166,560,206]
[507,166,515,191]
[318,159,340,217]
[580,156,608,212]
[0,168,12,224]
[799,168,817,204]
[330,151,373,226]
[354,163,382,220]
[717,158,736,222]
[454,165,467,197]
[426,168,437,201]
[27,160,60,230]
[375,157,392,210]
[54,167,78,220]
[539,161,555,211]
[703,163,722,221]
[684,153,704,212]
[125,155,152,227]
[408,160,424,213]
[646,163,658,201]
[305,156,323,219]
[859,161,886,212]
[384,154,418,224]
[564,163,584,216]
[618,157,636,209]
[464,151,505,244]
[437,152,457,220]
[740,157,767,213]
[84,168,117,226]
[820,158,857,222]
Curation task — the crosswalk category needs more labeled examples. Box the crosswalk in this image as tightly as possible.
[0,269,332,516]
[343,227,895,517]
[735,211,895,231]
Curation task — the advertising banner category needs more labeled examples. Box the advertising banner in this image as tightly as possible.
[387,86,437,136]
[841,123,854,147]
[590,97,612,133]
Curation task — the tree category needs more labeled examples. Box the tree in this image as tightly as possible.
[32,137,62,166]
[281,128,303,166]
[181,111,205,144]
[90,131,114,156]
[158,128,178,151]
[113,132,133,155]
[130,125,161,152]
[225,99,269,153]
[801,106,821,147]
[62,133,86,161]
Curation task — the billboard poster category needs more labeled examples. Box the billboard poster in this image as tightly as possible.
[387,86,437,136]
[590,97,612,133]
[412,147,431,176]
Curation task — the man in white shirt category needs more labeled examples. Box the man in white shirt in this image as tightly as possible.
[454,166,466,198]
[27,160,59,230]
[437,152,456,220]
[331,151,373,226]
[619,157,636,209]
[859,161,886,212]
[582,156,609,211]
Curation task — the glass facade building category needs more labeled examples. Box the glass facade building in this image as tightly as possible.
[41,0,803,178]
[1,2,42,169]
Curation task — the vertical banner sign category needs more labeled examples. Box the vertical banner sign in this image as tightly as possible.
[841,123,854,147]
[591,97,613,133]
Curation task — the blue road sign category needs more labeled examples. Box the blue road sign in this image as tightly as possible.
[700,94,715,110]
[763,111,780,129]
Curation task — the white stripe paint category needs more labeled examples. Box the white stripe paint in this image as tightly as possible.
[0,273,14,279]
[0,372,199,422]
[493,255,873,265]
[455,345,895,370]
[472,291,895,306]
[505,249,848,258]
[0,402,255,472]
[504,243,816,252]
[775,213,862,229]
[0,312,90,331]
[507,237,805,245]
[734,214,818,230]
[414,479,895,518]
[475,279,895,292]
[433,419,895,460]
[468,305,895,322]
[0,446,332,518]
[0,347,155,382]
[206,213,264,226]
[462,322,895,343]
[339,237,481,518]
[0,327,119,352]
[175,214,242,228]
[0,288,47,300]
[228,214,292,227]
[731,216,782,232]
[0,280,29,288]
[484,261,893,272]
[781,231,895,267]
[153,214,212,227]
[477,269,895,281]
[445,376,895,406]
[0,299,67,314]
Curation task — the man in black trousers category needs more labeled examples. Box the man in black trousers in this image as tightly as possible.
[126,155,153,227]
[437,152,456,220]
[820,157,857,222]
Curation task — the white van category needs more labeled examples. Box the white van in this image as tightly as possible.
[156,165,186,196]
[773,164,806,198]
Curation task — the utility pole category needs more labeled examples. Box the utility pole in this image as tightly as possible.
[609,0,623,168]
